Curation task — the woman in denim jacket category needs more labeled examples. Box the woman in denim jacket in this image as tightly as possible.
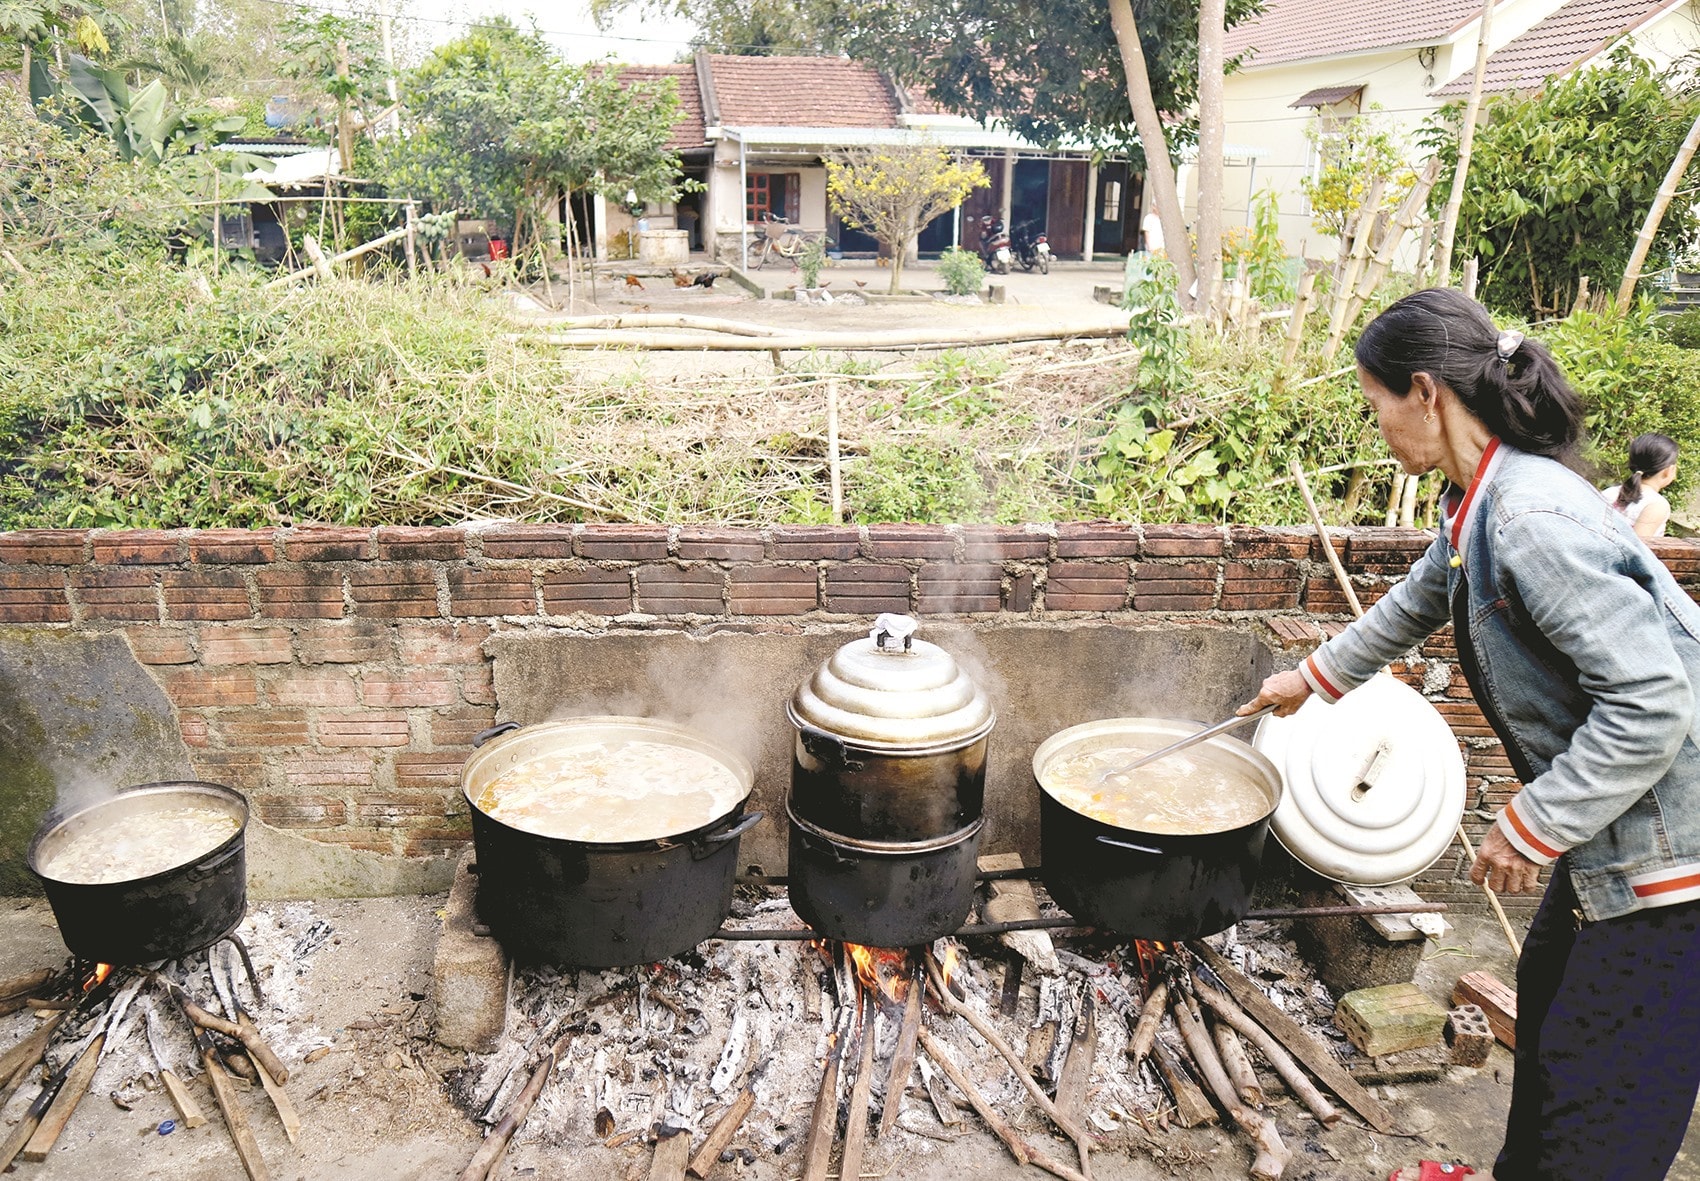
[1243,288,1700,1179]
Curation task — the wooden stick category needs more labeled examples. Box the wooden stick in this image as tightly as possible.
[1455,824,1524,955]
[236,1013,291,1085]
[1192,973,1338,1127]
[0,969,53,1004]
[826,379,843,521]
[1212,1021,1264,1107]
[1151,1040,1217,1127]
[202,1044,271,1181]
[152,974,291,1082]
[456,1029,574,1181]
[649,1127,691,1181]
[0,1091,45,1173]
[521,322,1130,352]
[264,223,416,288]
[1189,943,1391,1133]
[1055,985,1097,1124]
[251,1052,301,1145]
[919,1056,961,1126]
[916,1028,1031,1170]
[524,313,784,338]
[875,962,924,1139]
[0,1009,66,1090]
[160,1068,208,1130]
[1172,997,1289,1180]
[20,1032,105,1162]
[1125,979,1168,1075]
[1290,458,1363,617]
[686,1088,755,1179]
[798,1015,847,1181]
[838,995,878,1181]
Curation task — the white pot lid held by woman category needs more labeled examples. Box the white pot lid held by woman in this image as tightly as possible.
[1254,672,1466,885]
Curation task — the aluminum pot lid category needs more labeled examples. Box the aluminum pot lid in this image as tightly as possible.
[1253,672,1466,885]
[789,615,994,748]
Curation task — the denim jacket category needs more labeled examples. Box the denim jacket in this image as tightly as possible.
[1299,440,1700,921]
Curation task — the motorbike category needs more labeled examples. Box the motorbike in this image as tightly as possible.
[977,216,1012,275]
[1012,224,1051,274]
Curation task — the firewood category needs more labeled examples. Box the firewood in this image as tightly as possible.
[1125,980,1168,1075]
[838,996,878,1181]
[798,1015,847,1181]
[160,1068,208,1130]
[236,1012,292,1085]
[1189,942,1392,1133]
[1054,985,1097,1124]
[686,1088,755,1179]
[0,1089,45,1173]
[1212,1021,1264,1107]
[648,1127,691,1181]
[456,1027,575,1181]
[0,1009,66,1090]
[979,853,1059,972]
[1173,996,1289,1181]
[200,1044,272,1181]
[918,1057,962,1127]
[21,1033,106,1162]
[0,970,54,1004]
[875,961,924,1139]
[1151,1040,1217,1128]
[252,1052,301,1145]
[1192,973,1340,1128]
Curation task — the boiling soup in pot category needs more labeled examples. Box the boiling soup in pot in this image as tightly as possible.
[1041,743,1269,835]
[40,805,241,885]
[476,739,744,843]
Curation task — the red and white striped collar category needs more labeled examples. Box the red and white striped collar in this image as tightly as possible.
[1440,437,1506,560]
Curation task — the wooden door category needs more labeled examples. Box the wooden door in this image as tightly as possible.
[1047,160,1088,256]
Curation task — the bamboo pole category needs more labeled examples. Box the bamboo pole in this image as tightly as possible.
[1289,459,1364,617]
[1463,258,1480,300]
[1617,107,1700,312]
[1332,157,1444,348]
[1280,270,1318,369]
[826,379,843,521]
[1435,0,1498,284]
[523,321,1129,352]
[265,223,416,288]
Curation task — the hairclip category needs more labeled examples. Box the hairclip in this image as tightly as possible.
[1495,329,1525,361]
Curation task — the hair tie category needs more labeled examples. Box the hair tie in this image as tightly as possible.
[1495,329,1524,362]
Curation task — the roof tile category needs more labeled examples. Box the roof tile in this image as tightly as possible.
[1225,0,1503,68]
[708,55,902,129]
[1432,0,1676,95]
[618,63,707,151]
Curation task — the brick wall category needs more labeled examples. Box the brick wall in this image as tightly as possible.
[6,523,1698,911]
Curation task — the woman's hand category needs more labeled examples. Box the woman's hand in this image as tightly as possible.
[1470,826,1543,895]
[1239,669,1313,718]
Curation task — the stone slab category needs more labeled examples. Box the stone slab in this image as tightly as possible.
[432,848,509,1052]
[1336,983,1448,1058]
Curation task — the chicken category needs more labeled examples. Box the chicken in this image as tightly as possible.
[624,274,645,290]
[671,269,692,287]
[853,279,868,288]
[691,272,717,289]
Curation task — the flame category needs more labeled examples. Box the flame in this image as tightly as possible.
[1131,941,1172,985]
[940,943,962,992]
[844,943,912,1005]
[82,963,113,992]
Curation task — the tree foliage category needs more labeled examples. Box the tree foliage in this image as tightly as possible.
[826,144,987,293]
[1300,108,1417,239]
[1427,45,1700,319]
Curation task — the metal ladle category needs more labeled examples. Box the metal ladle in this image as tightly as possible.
[1094,705,1277,785]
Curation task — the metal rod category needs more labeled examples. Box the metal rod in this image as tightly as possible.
[1094,705,1277,783]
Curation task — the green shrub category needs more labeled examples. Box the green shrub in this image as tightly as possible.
[798,236,827,288]
[935,246,985,296]
[1662,307,1700,350]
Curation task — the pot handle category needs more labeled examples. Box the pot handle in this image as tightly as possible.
[471,721,523,749]
[1095,835,1164,856]
[690,811,765,860]
[797,726,865,772]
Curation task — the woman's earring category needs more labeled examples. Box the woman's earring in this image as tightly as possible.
[1423,411,1436,424]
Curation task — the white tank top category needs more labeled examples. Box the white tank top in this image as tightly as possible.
[1602,485,1669,534]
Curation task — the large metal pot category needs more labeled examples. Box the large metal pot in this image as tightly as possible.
[28,781,249,964]
[1035,718,1282,940]
[462,716,762,967]
[786,616,993,944]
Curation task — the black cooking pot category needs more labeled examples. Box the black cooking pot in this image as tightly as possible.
[1034,718,1282,940]
[786,807,982,947]
[28,781,249,964]
[463,717,762,967]
[790,725,987,843]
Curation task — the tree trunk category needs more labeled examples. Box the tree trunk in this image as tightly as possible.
[1107,0,1199,310]
[18,43,30,97]
[1435,0,1496,285]
[889,230,907,295]
[1194,0,1228,318]
[1617,107,1700,312]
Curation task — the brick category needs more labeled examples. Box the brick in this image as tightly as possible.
[267,668,359,707]
[280,527,372,562]
[349,562,440,619]
[317,711,413,747]
[254,795,348,829]
[255,566,344,619]
[190,529,275,564]
[1347,529,1430,576]
[399,622,492,666]
[0,570,69,623]
[961,526,1050,562]
[577,524,668,560]
[1335,983,1447,1057]
[156,668,259,708]
[1055,522,1140,558]
[636,565,726,614]
[478,524,576,560]
[164,568,252,622]
[1133,561,1218,611]
[401,827,471,858]
[461,664,496,706]
[0,530,87,565]
[823,564,910,613]
[677,527,765,561]
[362,670,459,708]
[1452,971,1517,1048]
[198,626,294,665]
[917,563,1001,614]
[864,524,956,559]
[449,568,534,617]
[298,621,393,664]
[177,712,209,747]
[728,566,816,615]
[1433,700,1496,739]
[396,751,467,789]
[1044,562,1128,611]
[1268,616,1326,646]
[125,627,196,665]
[209,710,310,748]
[1446,1004,1495,1067]
[1141,524,1225,558]
[541,568,631,616]
[354,791,449,825]
[430,707,500,748]
[1469,744,1517,779]
[770,526,860,560]
[189,750,267,792]
[1305,578,1375,616]
[1228,527,1313,561]
[1219,561,1300,611]
[72,568,158,621]
[91,529,187,565]
[1006,571,1034,613]
[281,751,376,788]
[1422,628,1457,660]
[376,526,466,561]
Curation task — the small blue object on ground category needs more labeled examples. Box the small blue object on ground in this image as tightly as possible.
[158,1120,176,1135]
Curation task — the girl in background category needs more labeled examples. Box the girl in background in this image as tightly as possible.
[1601,432,1679,540]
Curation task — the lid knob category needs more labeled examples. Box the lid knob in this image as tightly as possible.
[871,613,918,652]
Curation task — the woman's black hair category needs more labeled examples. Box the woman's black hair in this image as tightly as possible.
[1616,432,1680,508]
[1354,288,1586,466]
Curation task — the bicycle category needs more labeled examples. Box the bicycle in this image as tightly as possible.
[751,214,821,269]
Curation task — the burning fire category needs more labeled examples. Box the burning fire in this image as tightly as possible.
[939,943,962,993]
[845,943,913,1005]
[1131,940,1173,984]
[82,963,114,992]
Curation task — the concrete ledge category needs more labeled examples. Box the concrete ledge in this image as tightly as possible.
[432,848,509,1052]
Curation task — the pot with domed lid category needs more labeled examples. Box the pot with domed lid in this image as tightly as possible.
[787,614,995,845]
